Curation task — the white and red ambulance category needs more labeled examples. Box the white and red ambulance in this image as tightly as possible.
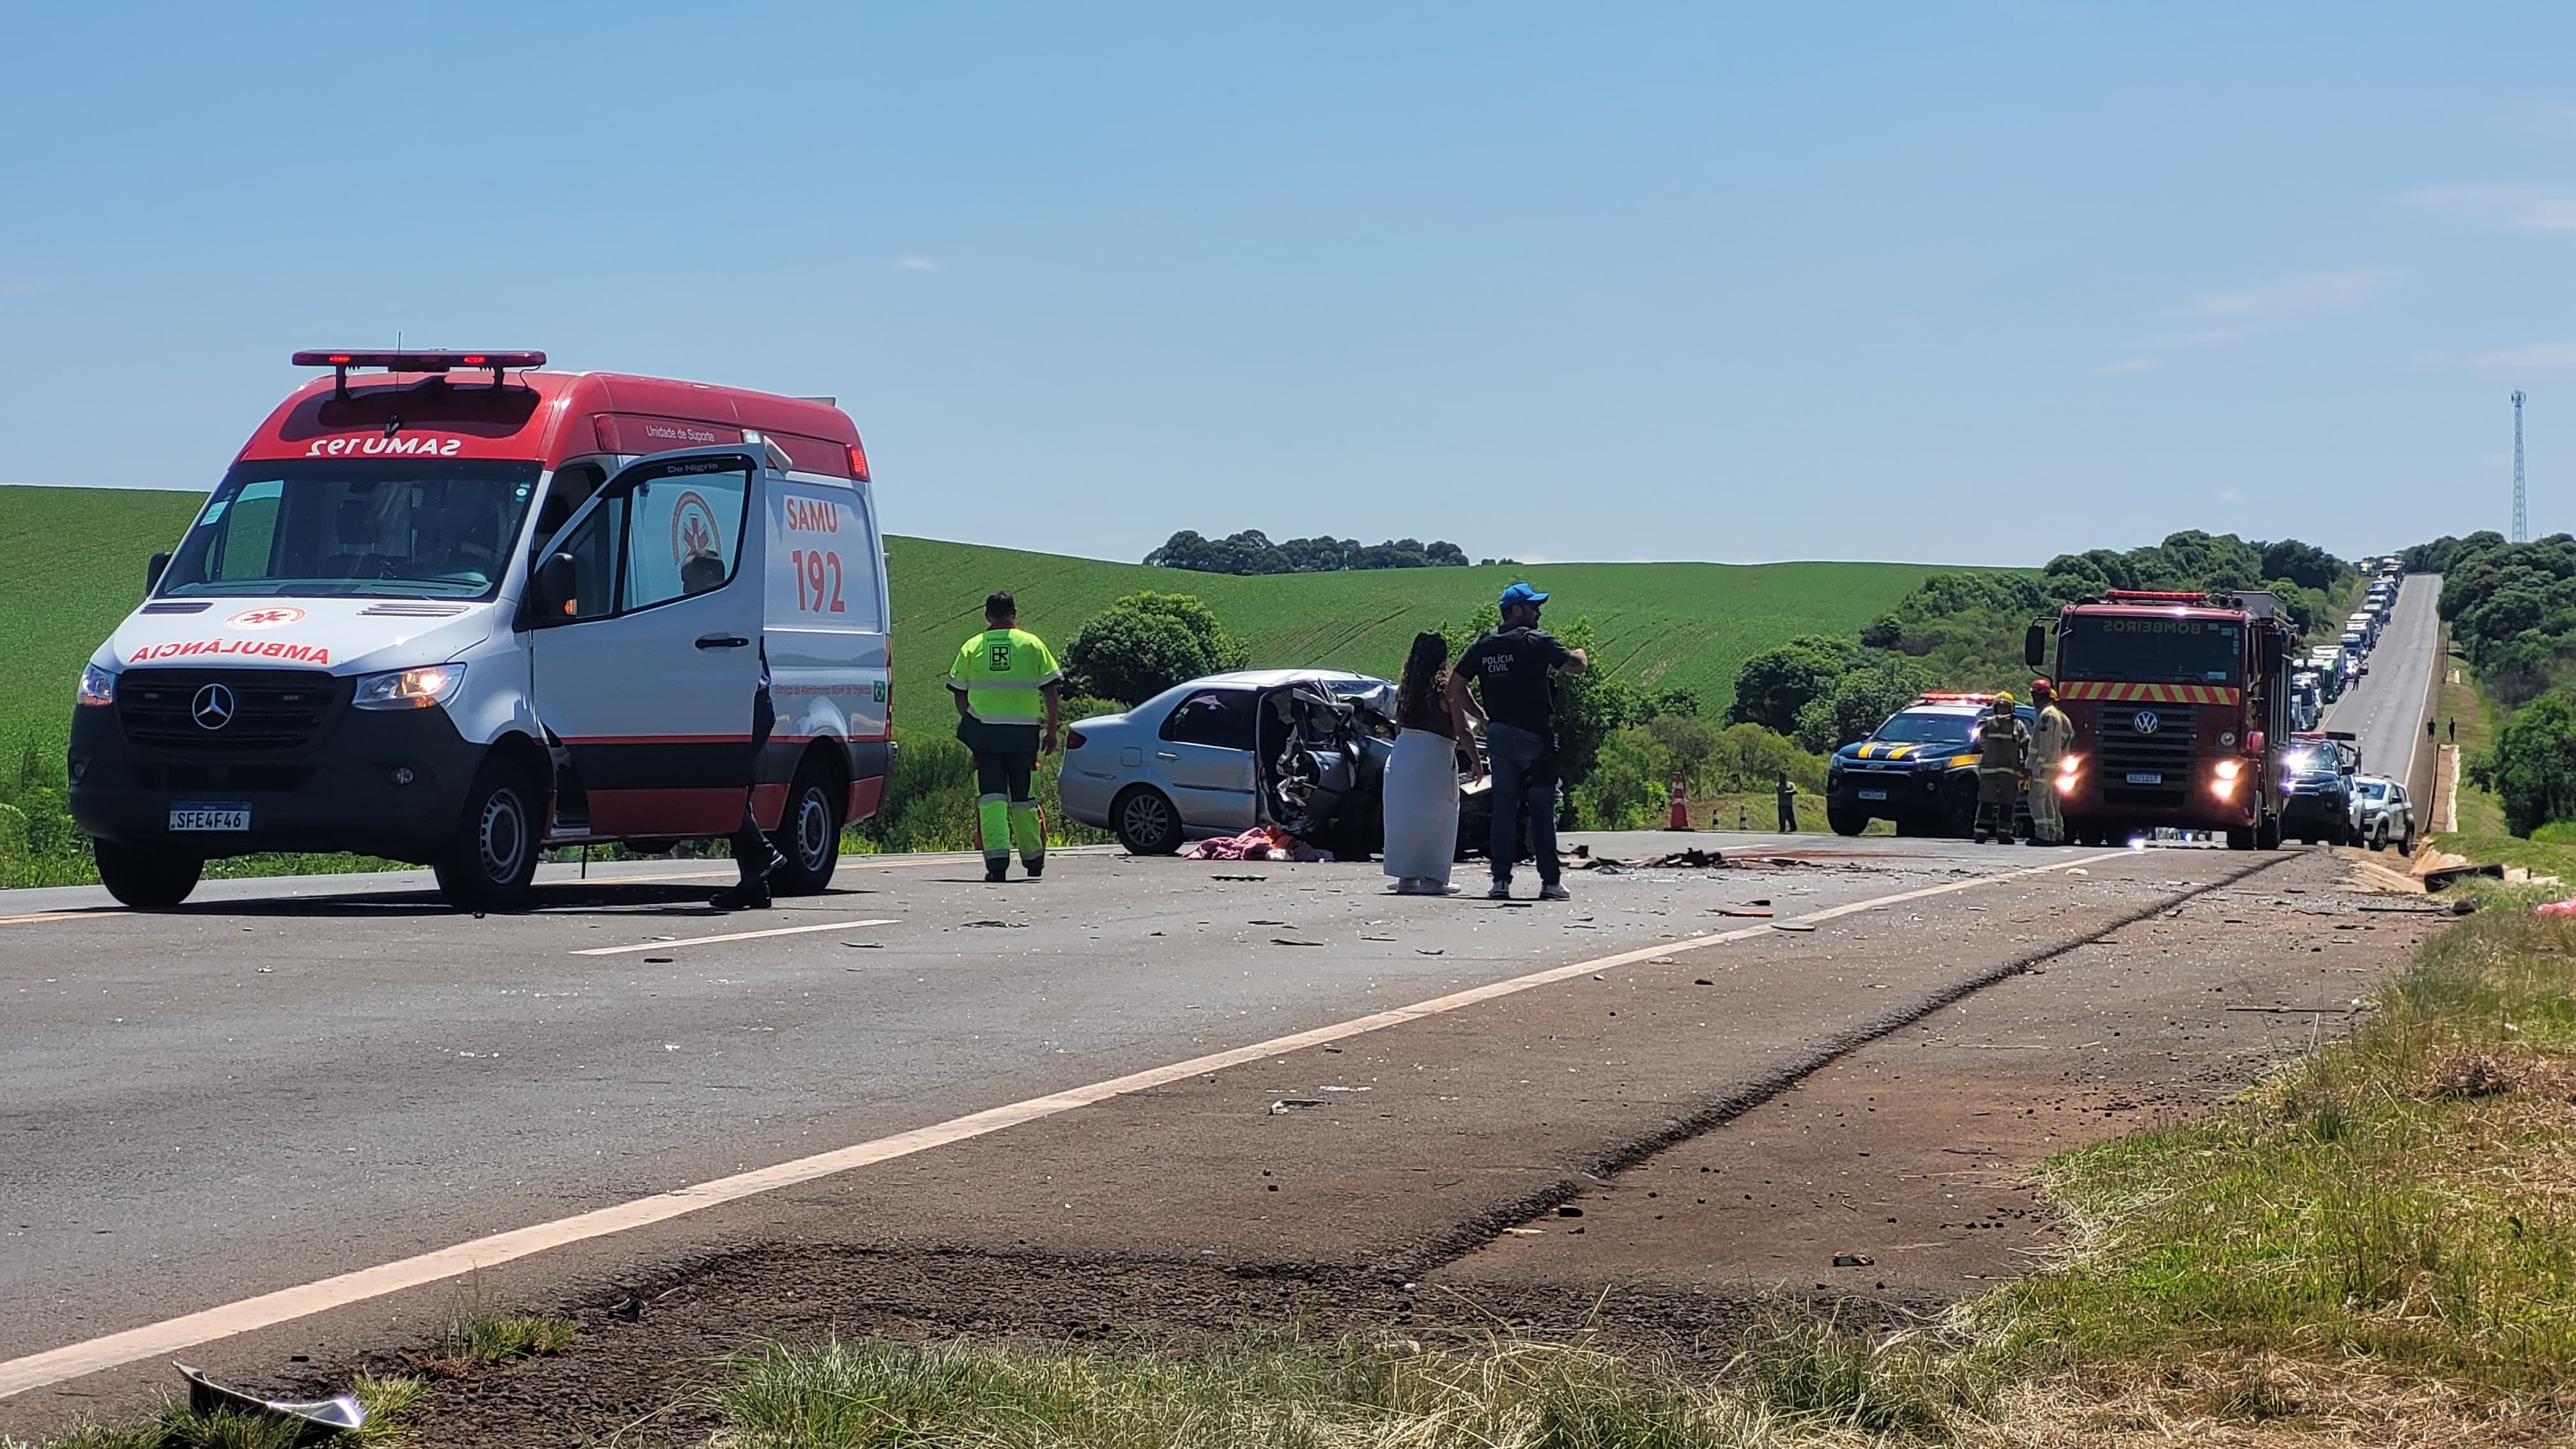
[69,350,891,910]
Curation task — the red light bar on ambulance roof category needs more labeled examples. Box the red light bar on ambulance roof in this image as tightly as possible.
[291,349,546,397]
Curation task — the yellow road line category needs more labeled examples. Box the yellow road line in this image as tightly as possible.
[572,918,899,956]
[0,910,116,928]
[0,849,2128,1399]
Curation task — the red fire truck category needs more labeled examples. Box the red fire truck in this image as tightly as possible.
[2023,589,2297,850]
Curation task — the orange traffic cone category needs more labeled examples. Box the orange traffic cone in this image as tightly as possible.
[1667,772,1690,831]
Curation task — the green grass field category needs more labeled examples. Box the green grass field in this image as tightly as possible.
[0,487,205,747]
[1,486,1946,749]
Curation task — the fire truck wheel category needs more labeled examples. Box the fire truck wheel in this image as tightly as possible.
[2225,825,2255,851]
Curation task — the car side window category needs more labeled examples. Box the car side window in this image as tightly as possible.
[623,466,750,610]
[551,496,625,622]
[1162,689,1255,750]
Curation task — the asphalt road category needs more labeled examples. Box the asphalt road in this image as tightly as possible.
[0,576,2450,1403]
[1,832,2120,1367]
[2322,571,2441,786]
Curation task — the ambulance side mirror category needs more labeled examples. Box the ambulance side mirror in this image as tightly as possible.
[530,552,578,625]
[146,552,170,594]
[2023,622,2046,669]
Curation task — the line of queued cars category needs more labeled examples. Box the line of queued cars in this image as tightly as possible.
[2278,561,2417,850]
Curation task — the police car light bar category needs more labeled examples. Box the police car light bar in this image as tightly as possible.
[292,349,547,397]
[1914,691,1997,703]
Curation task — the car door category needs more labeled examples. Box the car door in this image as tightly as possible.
[1153,687,1258,832]
[528,449,767,838]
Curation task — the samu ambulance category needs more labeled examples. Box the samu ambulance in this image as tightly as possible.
[69,350,891,911]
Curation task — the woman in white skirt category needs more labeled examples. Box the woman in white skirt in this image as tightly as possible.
[1383,631,1482,894]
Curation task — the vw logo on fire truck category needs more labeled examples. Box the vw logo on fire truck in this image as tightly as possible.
[191,684,236,731]
[226,606,306,630]
[2132,710,2161,735]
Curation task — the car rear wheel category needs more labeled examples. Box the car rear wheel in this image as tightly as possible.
[94,841,203,910]
[434,758,541,912]
[1113,786,1184,855]
[768,759,843,896]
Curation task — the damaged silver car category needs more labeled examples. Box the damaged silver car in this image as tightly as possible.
[1057,669,1490,858]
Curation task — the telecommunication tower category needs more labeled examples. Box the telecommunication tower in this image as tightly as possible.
[2513,390,2529,544]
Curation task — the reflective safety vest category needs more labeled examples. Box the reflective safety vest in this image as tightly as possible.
[947,627,1062,724]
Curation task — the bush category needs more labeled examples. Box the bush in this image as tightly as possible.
[1570,726,1675,831]
[1793,657,1931,754]
[1062,591,1248,706]
[1724,635,1859,734]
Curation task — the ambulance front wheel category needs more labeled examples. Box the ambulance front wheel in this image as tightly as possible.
[95,841,202,910]
[434,758,540,912]
[768,759,844,897]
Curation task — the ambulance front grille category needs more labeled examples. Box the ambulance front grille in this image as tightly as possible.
[117,669,342,751]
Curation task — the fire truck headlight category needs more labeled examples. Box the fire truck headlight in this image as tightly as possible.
[2057,753,2081,777]
[2214,759,2242,781]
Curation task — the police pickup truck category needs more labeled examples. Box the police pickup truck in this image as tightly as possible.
[1824,692,2035,838]
[2278,730,2361,847]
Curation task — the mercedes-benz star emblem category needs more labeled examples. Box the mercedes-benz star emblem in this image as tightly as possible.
[192,683,236,731]
[2132,709,2160,735]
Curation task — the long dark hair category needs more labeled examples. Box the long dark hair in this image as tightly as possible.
[1396,631,1450,726]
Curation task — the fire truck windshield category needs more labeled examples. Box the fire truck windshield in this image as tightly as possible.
[2058,616,2242,684]
[159,459,542,600]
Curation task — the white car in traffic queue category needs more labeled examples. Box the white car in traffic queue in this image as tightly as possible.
[2353,774,2417,854]
[1056,669,1399,854]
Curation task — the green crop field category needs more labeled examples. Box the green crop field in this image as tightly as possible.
[1,487,205,748]
[884,537,1940,722]
[0,485,1949,750]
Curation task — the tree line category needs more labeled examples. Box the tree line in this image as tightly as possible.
[2409,530,2576,837]
[1144,529,1472,575]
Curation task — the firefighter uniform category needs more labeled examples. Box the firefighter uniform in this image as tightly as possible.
[2026,684,2074,847]
[947,627,1062,878]
[1973,695,2031,843]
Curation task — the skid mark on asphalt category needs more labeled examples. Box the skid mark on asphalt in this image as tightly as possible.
[572,917,899,955]
[0,847,2135,1399]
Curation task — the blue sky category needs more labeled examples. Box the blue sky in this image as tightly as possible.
[3,4,2571,567]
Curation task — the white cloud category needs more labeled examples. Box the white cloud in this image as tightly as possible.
[2407,183,2576,231]
[2220,488,2244,505]
[2098,358,2161,373]
[895,256,940,271]
[2189,268,2400,317]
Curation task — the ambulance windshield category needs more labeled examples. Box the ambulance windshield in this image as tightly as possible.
[159,459,542,599]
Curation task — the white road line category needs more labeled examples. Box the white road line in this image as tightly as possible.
[0,848,2128,1399]
[572,918,900,956]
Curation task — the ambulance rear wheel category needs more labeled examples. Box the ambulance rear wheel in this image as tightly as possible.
[435,759,540,912]
[768,760,843,897]
[94,841,202,910]
[1114,786,1183,855]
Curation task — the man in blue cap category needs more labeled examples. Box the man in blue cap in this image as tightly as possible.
[1448,581,1590,900]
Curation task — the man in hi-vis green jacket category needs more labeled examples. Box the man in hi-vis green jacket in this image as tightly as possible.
[947,591,1062,882]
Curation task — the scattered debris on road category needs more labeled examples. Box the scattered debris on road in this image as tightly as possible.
[1832,1253,1874,1268]
[1268,1098,1323,1114]
[1770,923,1816,933]
[179,1363,364,1444]
[1272,938,1326,946]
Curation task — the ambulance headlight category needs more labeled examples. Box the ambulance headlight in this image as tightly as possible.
[77,664,116,708]
[353,663,466,710]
